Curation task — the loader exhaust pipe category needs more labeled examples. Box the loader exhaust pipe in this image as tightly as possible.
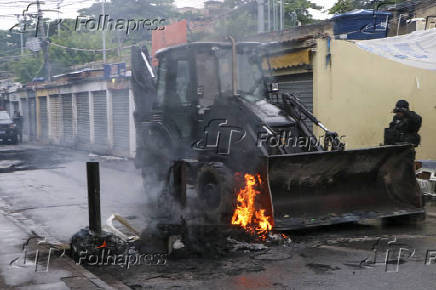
[228,35,238,96]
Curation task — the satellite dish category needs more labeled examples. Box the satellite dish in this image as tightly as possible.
[26,37,41,52]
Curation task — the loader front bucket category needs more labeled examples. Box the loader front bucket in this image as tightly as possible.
[264,145,424,230]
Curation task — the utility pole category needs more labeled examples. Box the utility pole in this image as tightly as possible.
[101,0,106,63]
[57,0,61,37]
[273,0,278,31]
[280,0,284,31]
[267,0,271,32]
[16,14,24,55]
[37,0,51,81]
[116,32,121,58]
[272,0,275,30]
[257,0,265,33]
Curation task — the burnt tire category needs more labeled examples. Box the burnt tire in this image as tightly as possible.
[196,163,234,223]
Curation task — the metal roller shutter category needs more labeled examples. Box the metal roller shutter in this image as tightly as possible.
[111,89,130,155]
[39,96,48,141]
[49,95,63,143]
[13,102,19,114]
[76,92,90,146]
[20,98,29,139]
[29,97,37,141]
[93,91,108,151]
[278,73,314,130]
[62,94,73,145]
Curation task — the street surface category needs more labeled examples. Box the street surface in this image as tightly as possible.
[1,144,436,289]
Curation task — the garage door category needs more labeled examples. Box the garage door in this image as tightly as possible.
[112,89,130,155]
[93,91,108,151]
[76,92,90,146]
[277,73,313,130]
[29,97,37,141]
[49,95,63,143]
[38,96,48,141]
[62,94,73,145]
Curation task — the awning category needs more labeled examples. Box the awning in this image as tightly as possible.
[262,48,312,70]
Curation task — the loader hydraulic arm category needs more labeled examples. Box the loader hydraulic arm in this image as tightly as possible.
[278,93,345,151]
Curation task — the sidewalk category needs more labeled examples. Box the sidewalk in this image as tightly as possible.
[0,199,117,289]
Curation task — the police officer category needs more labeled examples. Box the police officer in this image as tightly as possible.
[13,111,23,143]
[384,100,422,147]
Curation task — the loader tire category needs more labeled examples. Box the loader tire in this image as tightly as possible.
[196,164,234,223]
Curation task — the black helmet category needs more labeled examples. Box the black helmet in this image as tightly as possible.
[395,100,409,109]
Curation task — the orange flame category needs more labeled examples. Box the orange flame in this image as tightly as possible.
[231,173,272,236]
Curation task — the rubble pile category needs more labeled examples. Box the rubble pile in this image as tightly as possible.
[137,223,293,259]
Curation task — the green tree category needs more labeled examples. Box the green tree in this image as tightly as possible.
[7,18,108,83]
[195,0,322,41]
[284,0,322,25]
[205,8,258,41]
[329,0,406,14]
[9,54,43,83]
[79,0,177,43]
[48,19,105,75]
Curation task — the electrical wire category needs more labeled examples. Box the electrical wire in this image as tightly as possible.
[0,53,32,60]
[48,39,147,52]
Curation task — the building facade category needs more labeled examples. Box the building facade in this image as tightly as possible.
[15,68,135,158]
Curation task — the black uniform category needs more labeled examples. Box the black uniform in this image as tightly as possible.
[384,102,422,147]
[13,113,23,143]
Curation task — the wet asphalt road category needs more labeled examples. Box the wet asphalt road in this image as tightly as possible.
[1,144,436,289]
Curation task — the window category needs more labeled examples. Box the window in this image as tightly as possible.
[217,50,233,96]
[196,51,220,108]
[174,60,191,105]
[237,51,264,101]
[155,57,168,108]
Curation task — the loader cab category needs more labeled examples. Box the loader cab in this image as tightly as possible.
[154,42,265,146]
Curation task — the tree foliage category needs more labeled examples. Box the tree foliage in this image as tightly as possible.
[9,54,43,83]
[5,18,106,83]
[79,0,177,43]
[329,0,407,14]
[48,19,105,75]
[284,0,322,25]
[193,0,321,41]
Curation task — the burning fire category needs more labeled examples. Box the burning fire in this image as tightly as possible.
[231,173,273,236]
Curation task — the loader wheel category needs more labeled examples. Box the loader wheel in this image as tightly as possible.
[196,164,234,222]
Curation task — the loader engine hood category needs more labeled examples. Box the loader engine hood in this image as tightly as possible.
[240,98,295,128]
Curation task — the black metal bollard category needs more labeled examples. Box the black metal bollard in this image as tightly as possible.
[87,162,101,234]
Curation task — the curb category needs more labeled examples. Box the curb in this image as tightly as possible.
[0,198,121,290]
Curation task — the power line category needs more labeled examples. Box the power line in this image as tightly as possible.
[48,40,137,52]
[0,53,32,60]
[59,0,96,8]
